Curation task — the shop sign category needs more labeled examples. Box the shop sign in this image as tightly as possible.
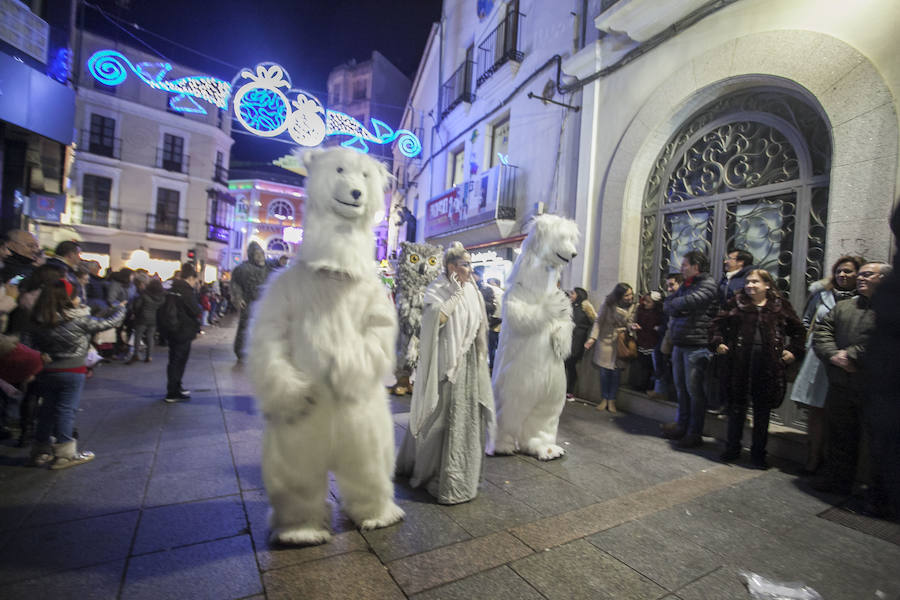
[28,193,66,222]
[425,165,501,237]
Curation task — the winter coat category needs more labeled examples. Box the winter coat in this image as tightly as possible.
[709,290,805,408]
[718,264,755,305]
[46,257,85,303]
[106,280,129,307]
[634,304,664,350]
[571,299,596,357]
[131,291,165,327]
[27,305,126,369]
[165,278,203,342]
[664,272,719,347]
[789,280,856,407]
[590,303,634,370]
[1,251,36,283]
[814,294,876,391]
[231,242,271,308]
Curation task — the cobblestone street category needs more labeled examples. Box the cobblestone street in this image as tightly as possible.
[1,319,898,599]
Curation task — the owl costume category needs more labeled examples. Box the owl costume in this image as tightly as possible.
[390,241,443,395]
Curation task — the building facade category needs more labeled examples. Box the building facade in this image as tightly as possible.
[397,0,899,426]
[328,51,412,260]
[226,174,305,270]
[391,0,586,281]
[0,0,76,234]
[37,30,235,281]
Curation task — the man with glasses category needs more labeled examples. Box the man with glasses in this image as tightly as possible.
[813,261,892,496]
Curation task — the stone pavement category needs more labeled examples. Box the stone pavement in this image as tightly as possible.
[1,319,899,600]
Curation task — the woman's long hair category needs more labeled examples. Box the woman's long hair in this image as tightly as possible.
[32,280,75,327]
[604,283,632,308]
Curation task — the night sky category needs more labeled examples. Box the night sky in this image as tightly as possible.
[84,0,443,166]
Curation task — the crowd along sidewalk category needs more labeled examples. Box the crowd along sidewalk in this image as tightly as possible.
[0,317,898,599]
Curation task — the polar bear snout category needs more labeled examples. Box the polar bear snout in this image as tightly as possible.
[351,189,361,200]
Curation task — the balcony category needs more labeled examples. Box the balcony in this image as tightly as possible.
[424,163,518,239]
[81,129,121,159]
[213,164,229,185]
[78,206,122,229]
[146,213,189,237]
[476,10,525,87]
[155,149,190,174]
[440,60,475,120]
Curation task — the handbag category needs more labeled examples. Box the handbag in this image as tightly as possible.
[616,330,638,360]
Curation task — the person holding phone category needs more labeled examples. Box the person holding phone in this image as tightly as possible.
[397,242,495,504]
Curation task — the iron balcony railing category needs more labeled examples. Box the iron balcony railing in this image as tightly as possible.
[440,60,475,120]
[72,205,122,229]
[81,129,121,159]
[155,148,190,174]
[476,10,525,87]
[146,213,189,237]
[213,164,229,184]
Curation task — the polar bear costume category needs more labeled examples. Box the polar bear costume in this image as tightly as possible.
[491,214,580,460]
[248,148,404,546]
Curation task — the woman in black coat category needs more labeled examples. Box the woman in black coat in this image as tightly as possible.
[565,287,597,398]
[709,269,805,469]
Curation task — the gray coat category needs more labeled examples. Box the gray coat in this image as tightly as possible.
[813,294,875,390]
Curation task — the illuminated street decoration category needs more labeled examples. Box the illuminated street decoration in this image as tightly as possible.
[87,49,231,115]
[233,63,422,157]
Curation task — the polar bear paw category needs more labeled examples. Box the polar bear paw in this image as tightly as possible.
[535,444,566,461]
[359,502,405,531]
[492,440,517,455]
[270,526,332,547]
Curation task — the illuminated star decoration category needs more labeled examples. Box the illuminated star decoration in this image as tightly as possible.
[232,62,422,158]
[87,49,232,115]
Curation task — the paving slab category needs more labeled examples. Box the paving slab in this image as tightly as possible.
[409,565,546,600]
[132,494,248,555]
[263,550,404,600]
[509,538,667,600]
[121,535,262,600]
[436,479,542,537]
[0,559,126,600]
[361,497,472,562]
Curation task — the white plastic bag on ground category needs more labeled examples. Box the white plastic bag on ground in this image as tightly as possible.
[741,571,823,600]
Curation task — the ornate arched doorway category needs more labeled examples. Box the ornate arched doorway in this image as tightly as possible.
[638,88,832,427]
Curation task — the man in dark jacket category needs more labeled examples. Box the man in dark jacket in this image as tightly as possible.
[164,263,202,403]
[812,260,890,495]
[660,250,718,448]
[1,229,40,282]
[709,249,756,415]
[46,241,85,303]
[231,241,270,363]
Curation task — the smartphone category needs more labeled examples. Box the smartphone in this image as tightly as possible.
[7,275,24,285]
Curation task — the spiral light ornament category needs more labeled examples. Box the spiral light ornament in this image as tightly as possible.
[87,50,132,86]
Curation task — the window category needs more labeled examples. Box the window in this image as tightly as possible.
[217,109,225,129]
[207,190,235,243]
[267,237,289,255]
[448,148,466,188]
[88,114,116,158]
[353,79,367,101]
[82,174,112,226]
[214,151,227,183]
[490,117,510,168]
[161,134,184,172]
[155,188,180,234]
[267,198,294,222]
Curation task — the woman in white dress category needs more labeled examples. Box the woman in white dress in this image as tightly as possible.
[396,242,495,504]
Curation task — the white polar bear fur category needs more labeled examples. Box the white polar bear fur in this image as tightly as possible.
[491,214,580,460]
[248,148,404,546]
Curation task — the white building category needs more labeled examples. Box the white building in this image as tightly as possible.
[396,0,900,425]
[40,31,235,281]
[391,0,585,280]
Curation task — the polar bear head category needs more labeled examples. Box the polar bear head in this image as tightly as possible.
[521,214,580,269]
[296,147,391,279]
[303,147,390,225]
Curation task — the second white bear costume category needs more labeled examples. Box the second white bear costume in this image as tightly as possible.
[491,215,580,460]
[248,148,404,546]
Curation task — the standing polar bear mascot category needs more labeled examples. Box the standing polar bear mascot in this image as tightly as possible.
[248,147,404,546]
[491,214,580,460]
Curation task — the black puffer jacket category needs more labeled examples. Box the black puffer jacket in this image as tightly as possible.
[132,291,165,327]
[27,305,126,369]
[664,272,718,347]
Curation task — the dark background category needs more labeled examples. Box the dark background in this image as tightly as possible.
[83,0,443,166]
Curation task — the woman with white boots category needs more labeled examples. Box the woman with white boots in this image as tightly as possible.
[26,279,125,469]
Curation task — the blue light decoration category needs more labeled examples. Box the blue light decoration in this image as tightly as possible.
[86,49,232,115]
[232,63,422,158]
